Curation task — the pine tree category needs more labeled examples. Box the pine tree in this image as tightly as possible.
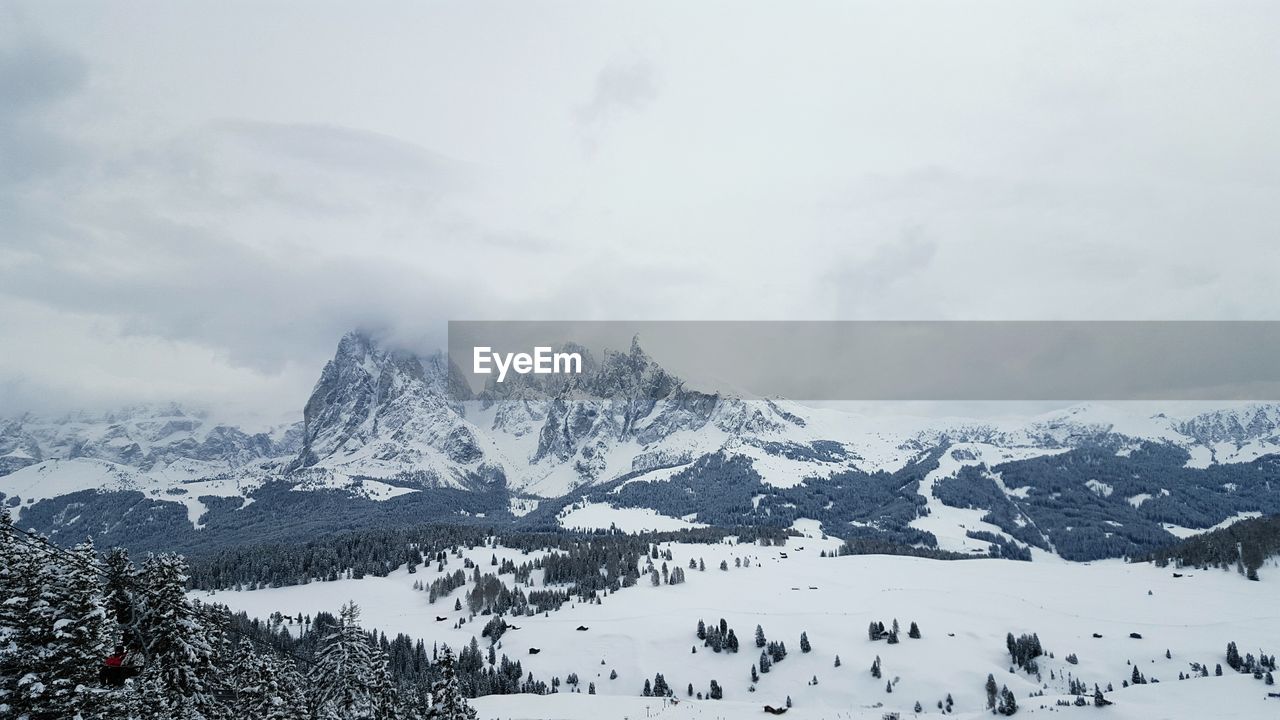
[799,631,811,653]
[0,511,24,632]
[908,621,921,639]
[1,519,146,720]
[834,655,841,667]
[45,539,112,717]
[0,512,57,718]
[1093,687,1111,707]
[427,646,478,720]
[652,673,669,697]
[871,656,881,679]
[997,685,1017,715]
[368,644,406,720]
[103,546,137,633]
[985,673,998,709]
[226,637,308,720]
[756,625,766,648]
[136,553,219,719]
[309,601,381,719]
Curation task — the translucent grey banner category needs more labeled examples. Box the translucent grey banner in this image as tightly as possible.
[447,321,1280,401]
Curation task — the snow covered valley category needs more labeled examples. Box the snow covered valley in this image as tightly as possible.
[200,529,1280,719]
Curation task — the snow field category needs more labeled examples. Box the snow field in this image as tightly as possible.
[203,529,1280,719]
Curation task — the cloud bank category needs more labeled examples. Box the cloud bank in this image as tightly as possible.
[2,2,1279,419]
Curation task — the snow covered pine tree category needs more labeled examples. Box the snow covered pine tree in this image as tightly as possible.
[309,601,407,719]
[426,646,477,719]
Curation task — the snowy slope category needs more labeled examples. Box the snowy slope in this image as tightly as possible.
[468,673,1274,720]
[0,457,265,528]
[557,501,708,533]
[910,443,1068,555]
[204,534,1280,719]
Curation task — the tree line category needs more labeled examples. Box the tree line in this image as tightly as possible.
[0,510,480,719]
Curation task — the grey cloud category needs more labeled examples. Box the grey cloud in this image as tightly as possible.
[0,158,475,374]
[211,120,470,182]
[131,120,473,220]
[824,228,940,318]
[575,60,658,152]
[0,75,507,413]
[0,36,86,112]
[3,2,1280,418]
[0,35,87,183]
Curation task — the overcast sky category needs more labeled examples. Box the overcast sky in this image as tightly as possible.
[2,1,1279,421]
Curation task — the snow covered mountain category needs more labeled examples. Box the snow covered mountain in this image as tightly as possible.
[287,331,505,490]
[288,332,801,497]
[3,329,1280,559]
[0,403,301,477]
[0,405,302,531]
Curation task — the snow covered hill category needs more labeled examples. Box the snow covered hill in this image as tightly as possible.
[5,329,1280,560]
[202,528,1280,719]
[0,405,301,532]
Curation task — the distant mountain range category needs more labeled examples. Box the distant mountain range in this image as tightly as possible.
[3,330,1279,559]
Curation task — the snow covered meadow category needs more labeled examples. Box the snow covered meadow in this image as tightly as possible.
[200,519,1280,719]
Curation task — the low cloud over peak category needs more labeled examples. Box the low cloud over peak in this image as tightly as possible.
[3,2,1280,418]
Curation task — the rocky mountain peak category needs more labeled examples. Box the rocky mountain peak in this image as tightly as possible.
[292,330,483,476]
[586,336,679,401]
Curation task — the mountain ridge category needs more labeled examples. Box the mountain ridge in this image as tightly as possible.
[4,329,1280,560]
